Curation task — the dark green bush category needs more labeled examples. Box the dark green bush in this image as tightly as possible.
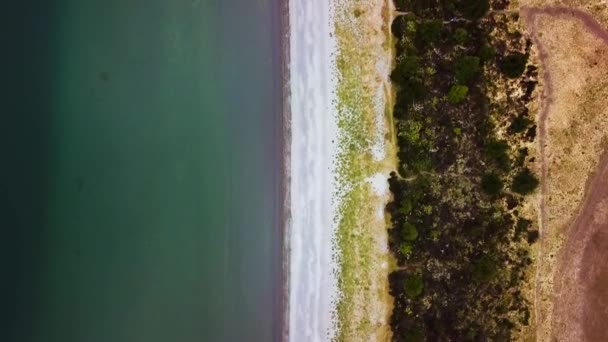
[453,28,468,44]
[472,256,498,283]
[527,230,540,244]
[516,218,531,232]
[392,79,427,117]
[454,55,481,84]
[403,222,419,241]
[404,273,424,297]
[501,52,528,78]
[481,173,503,196]
[479,43,496,62]
[484,139,511,171]
[408,0,437,17]
[391,55,421,83]
[394,0,409,12]
[509,115,533,134]
[417,19,443,44]
[458,0,490,20]
[404,327,425,342]
[391,16,406,37]
[515,147,528,167]
[511,168,539,195]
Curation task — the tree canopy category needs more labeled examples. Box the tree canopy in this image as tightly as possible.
[481,173,503,196]
[453,28,468,44]
[457,0,490,20]
[511,168,539,195]
[404,273,424,297]
[501,52,528,78]
[454,55,481,84]
[403,222,419,241]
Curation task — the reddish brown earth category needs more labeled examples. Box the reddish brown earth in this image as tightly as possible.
[550,152,608,341]
[523,7,608,341]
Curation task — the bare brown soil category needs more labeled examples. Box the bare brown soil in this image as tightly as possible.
[554,153,608,342]
[522,6,608,341]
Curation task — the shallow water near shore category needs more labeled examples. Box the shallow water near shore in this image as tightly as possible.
[1,1,284,341]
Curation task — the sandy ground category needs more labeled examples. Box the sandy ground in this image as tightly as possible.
[519,3,608,341]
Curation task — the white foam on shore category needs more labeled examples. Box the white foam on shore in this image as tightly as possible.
[288,0,339,341]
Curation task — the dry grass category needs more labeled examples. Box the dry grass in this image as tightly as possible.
[332,0,397,341]
[515,2,608,340]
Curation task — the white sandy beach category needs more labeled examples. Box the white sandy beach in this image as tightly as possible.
[288,0,395,341]
[288,0,340,341]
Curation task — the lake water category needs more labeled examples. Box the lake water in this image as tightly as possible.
[1,1,284,341]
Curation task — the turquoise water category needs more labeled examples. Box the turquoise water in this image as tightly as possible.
[1,1,283,341]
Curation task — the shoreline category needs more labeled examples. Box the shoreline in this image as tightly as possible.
[286,0,340,340]
[285,0,395,340]
[279,0,291,340]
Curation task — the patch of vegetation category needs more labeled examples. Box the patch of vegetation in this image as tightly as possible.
[472,255,498,283]
[501,52,528,78]
[453,28,469,44]
[387,0,539,340]
[479,42,496,62]
[509,114,534,134]
[485,139,511,171]
[417,20,443,45]
[403,222,419,241]
[448,84,469,104]
[454,55,481,84]
[481,172,503,196]
[404,273,424,297]
[512,168,540,195]
[458,0,490,20]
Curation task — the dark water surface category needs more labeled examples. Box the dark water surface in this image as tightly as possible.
[1,1,283,341]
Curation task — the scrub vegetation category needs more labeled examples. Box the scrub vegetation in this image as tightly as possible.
[387,0,540,340]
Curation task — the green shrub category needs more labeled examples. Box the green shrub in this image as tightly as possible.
[501,52,528,78]
[391,55,422,84]
[481,173,503,196]
[454,55,481,83]
[509,115,533,134]
[400,242,413,257]
[472,256,498,283]
[392,15,416,37]
[484,139,511,171]
[392,78,427,114]
[394,0,409,12]
[400,197,413,215]
[527,230,540,244]
[404,327,425,342]
[408,0,436,17]
[404,273,424,297]
[417,19,442,44]
[403,222,419,241]
[458,0,490,20]
[515,148,529,167]
[447,84,469,104]
[391,16,406,37]
[479,43,496,62]
[516,218,532,233]
[512,168,539,195]
[453,28,468,44]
